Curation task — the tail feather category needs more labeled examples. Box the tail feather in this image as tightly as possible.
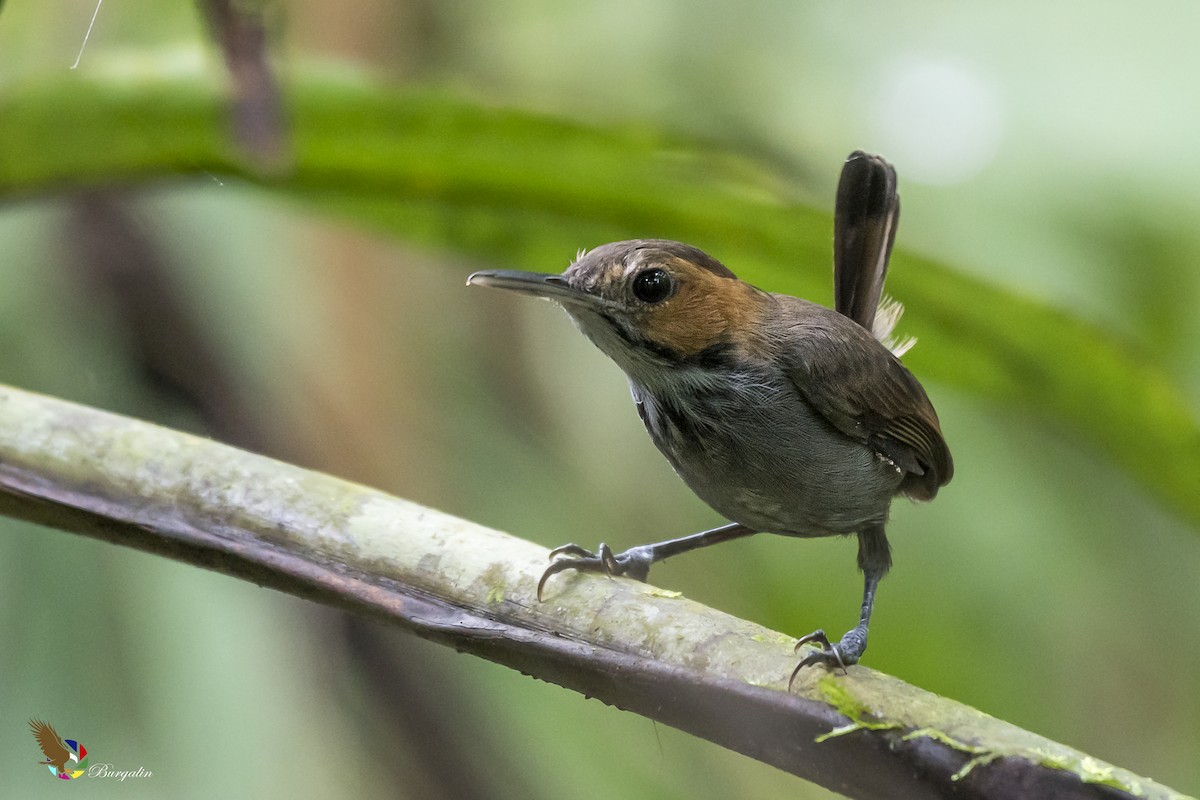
[833,151,900,334]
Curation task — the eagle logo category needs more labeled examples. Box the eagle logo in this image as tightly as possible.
[29,719,88,780]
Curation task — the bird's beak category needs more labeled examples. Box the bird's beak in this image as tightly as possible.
[466,270,606,309]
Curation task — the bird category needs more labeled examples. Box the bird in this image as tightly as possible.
[30,719,74,778]
[467,151,952,681]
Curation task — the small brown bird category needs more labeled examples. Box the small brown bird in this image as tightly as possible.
[468,152,951,679]
[30,719,73,777]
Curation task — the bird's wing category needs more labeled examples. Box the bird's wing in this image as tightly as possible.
[781,311,953,500]
[29,720,71,767]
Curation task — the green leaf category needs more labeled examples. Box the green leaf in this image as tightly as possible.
[2,59,1197,527]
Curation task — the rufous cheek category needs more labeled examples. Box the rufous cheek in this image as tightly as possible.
[636,273,765,358]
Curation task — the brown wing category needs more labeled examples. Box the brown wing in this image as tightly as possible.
[782,310,952,500]
[29,719,71,769]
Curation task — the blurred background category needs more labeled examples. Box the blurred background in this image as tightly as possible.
[2,1,1199,797]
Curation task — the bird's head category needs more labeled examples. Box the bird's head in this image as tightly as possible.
[467,240,770,386]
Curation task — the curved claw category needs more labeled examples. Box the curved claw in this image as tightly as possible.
[536,542,653,600]
[537,542,613,601]
[537,556,587,601]
[794,629,831,652]
[788,629,851,689]
[547,543,598,560]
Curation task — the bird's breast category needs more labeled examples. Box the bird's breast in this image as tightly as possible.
[630,369,902,536]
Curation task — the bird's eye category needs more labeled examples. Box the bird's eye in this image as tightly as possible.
[632,268,674,304]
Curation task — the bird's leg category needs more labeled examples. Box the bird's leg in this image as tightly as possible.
[537,522,757,600]
[790,524,891,683]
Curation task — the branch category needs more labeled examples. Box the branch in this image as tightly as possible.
[0,384,1186,800]
[196,0,289,171]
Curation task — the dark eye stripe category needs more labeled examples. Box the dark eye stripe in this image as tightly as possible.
[598,311,734,370]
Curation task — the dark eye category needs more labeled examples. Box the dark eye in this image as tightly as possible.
[632,268,673,304]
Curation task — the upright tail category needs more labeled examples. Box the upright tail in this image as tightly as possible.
[833,151,902,335]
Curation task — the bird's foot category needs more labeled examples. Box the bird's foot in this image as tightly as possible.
[788,626,868,687]
[536,542,654,600]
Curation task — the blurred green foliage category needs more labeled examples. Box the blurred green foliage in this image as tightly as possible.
[1,2,1198,799]
[6,70,1199,529]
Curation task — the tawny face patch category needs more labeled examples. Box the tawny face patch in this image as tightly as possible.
[629,255,765,358]
[561,242,769,361]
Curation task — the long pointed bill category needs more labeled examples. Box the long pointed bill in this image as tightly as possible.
[466,270,608,309]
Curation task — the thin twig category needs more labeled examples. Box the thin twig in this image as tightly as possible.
[70,0,104,69]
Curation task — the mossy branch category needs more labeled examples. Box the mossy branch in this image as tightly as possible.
[0,384,1187,800]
